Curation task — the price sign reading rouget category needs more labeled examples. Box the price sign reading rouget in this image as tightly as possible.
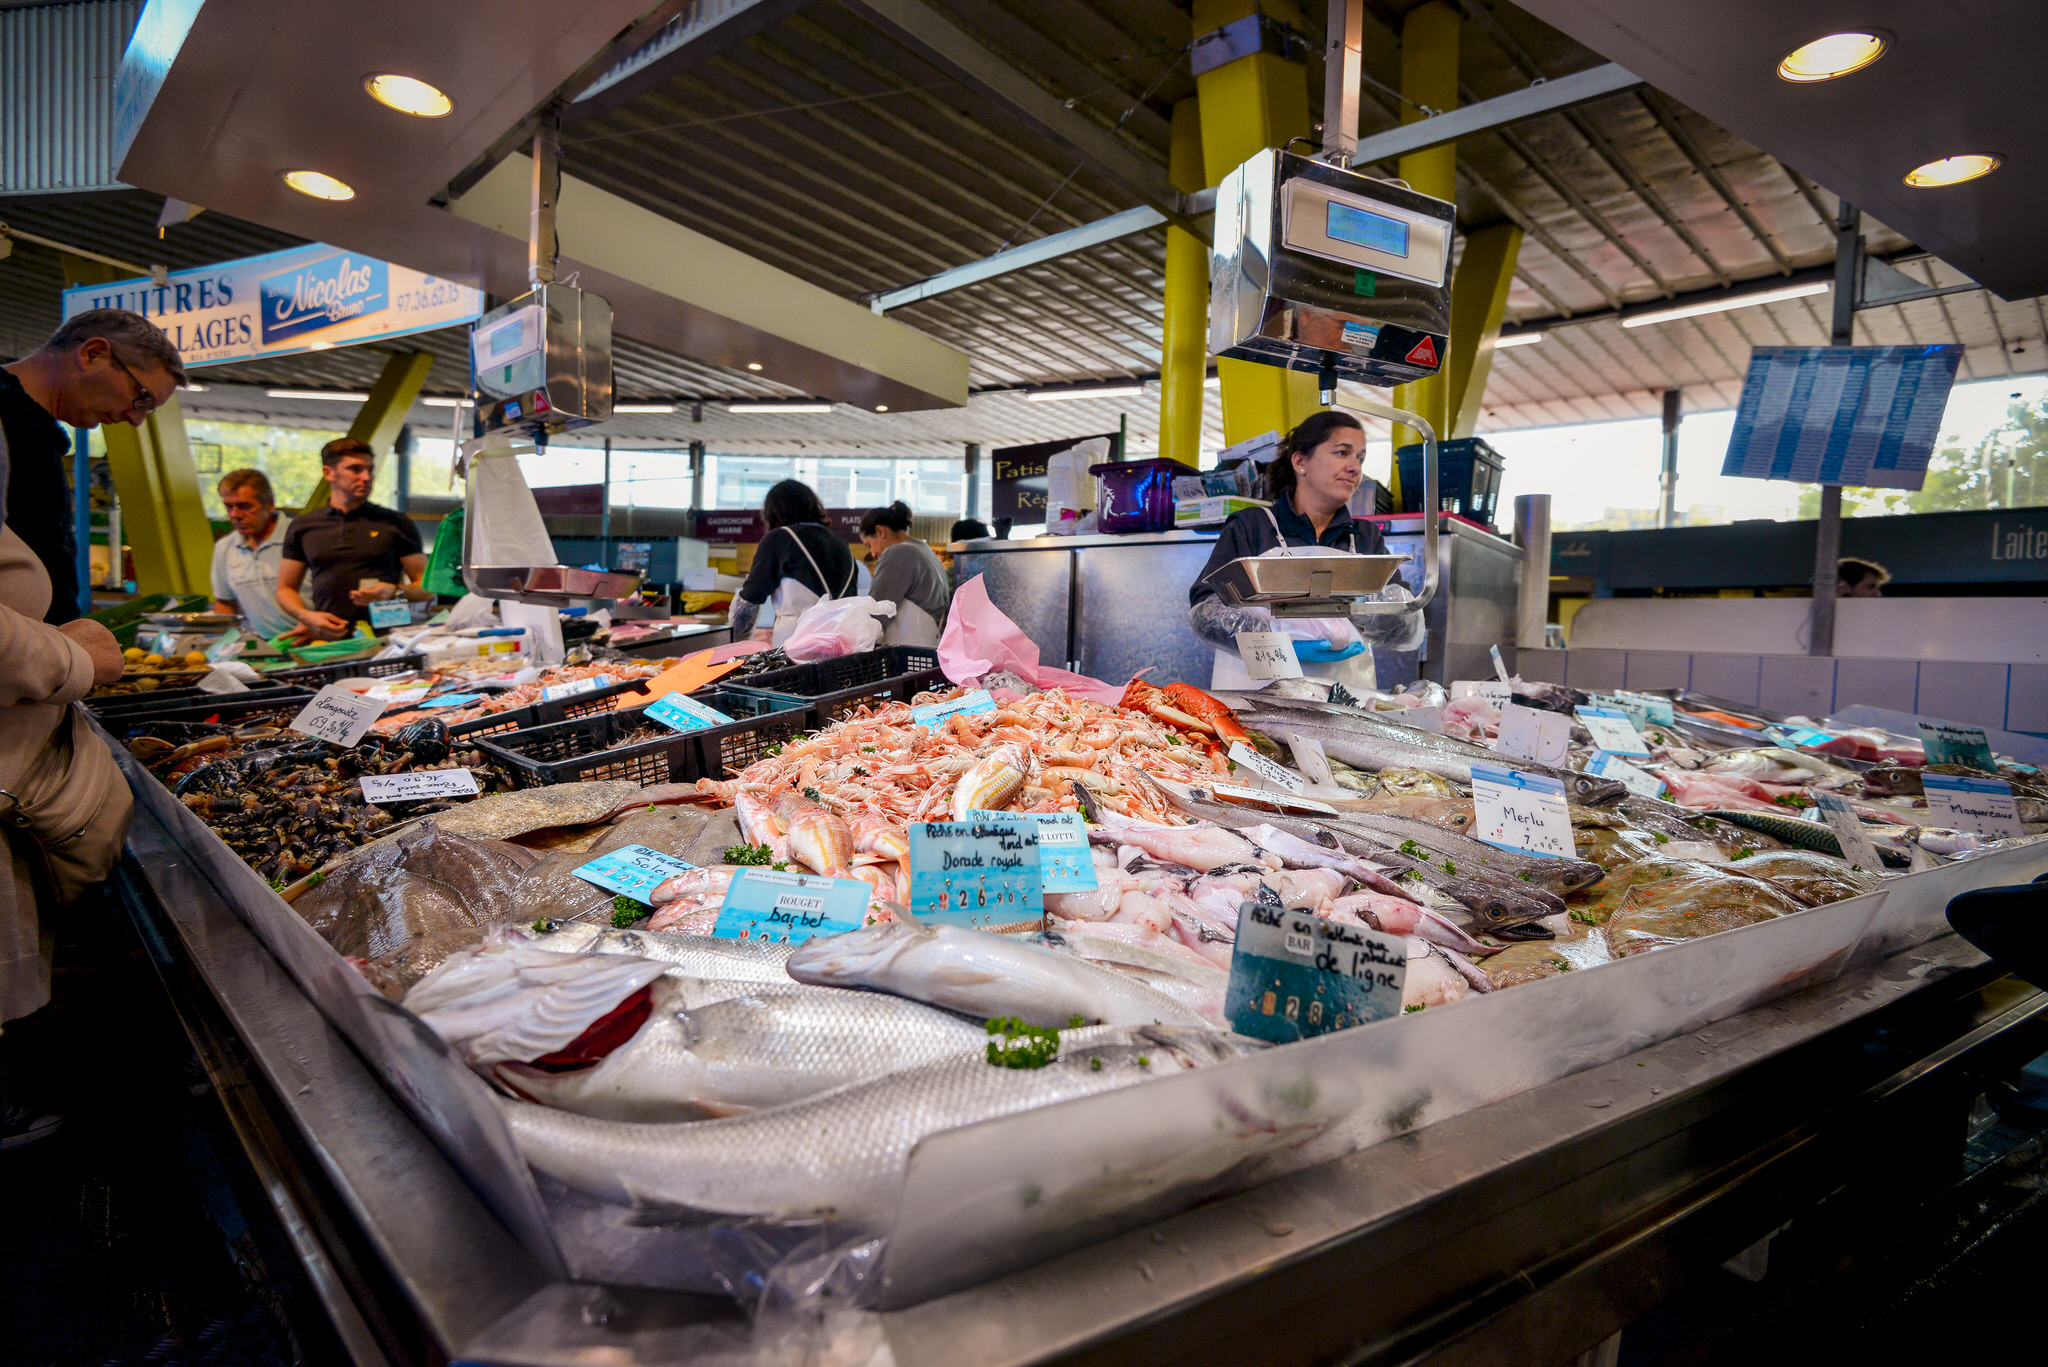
[1235,630,1302,681]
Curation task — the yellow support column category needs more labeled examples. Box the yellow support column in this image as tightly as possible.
[300,349,437,512]
[1444,222,1522,438]
[99,397,214,594]
[1158,97,1209,467]
[1192,0,1319,445]
[1390,1,1460,472]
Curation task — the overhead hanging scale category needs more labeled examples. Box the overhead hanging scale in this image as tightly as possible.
[1201,0,1445,620]
[459,123,641,607]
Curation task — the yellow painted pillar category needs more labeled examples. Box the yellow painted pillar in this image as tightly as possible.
[1192,0,1319,445]
[1445,222,1523,438]
[100,397,215,594]
[1158,98,1209,467]
[1390,1,1460,472]
[301,349,437,512]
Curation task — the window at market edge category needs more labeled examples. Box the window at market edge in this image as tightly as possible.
[513,450,992,519]
[80,420,448,518]
[1486,373,2048,532]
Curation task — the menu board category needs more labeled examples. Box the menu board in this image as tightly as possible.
[990,432,1121,525]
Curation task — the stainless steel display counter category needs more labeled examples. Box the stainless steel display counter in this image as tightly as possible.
[951,521,1521,689]
[115,770,2048,1365]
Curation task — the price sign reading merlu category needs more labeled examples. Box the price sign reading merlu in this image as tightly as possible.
[1471,761,1575,859]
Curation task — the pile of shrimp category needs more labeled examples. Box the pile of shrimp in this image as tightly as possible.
[693,686,1226,825]
[368,661,667,734]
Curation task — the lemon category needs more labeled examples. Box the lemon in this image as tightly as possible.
[123,646,146,661]
[184,650,208,666]
[142,653,166,667]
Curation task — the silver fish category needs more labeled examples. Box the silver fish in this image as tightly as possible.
[1034,926,1230,1026]
[500,920,797,982]
[498,976,986,1121]
[1701,747,1864,792]
[1320,810,1604,896]
[786,919,1210,1028]
[498,1025,1264,1221]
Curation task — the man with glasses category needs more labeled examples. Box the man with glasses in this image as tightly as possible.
[2,309,186,625]
[209,469,302,641]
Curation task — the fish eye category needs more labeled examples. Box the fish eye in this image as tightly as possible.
[1487,907,1505,920]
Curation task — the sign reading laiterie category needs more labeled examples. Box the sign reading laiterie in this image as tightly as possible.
[60,244,483,368]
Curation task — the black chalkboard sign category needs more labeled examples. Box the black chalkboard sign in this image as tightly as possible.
[989,432,1122,525]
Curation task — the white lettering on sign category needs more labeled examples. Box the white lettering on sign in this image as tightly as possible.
[1452,680,1511,710]
[1915,721,1998,771]
[1812,792,1884,873]
[359,769,481,804]
[1235,630,1302,681]
[287,684,386,747]
[1228,740,1305,794]
[1496,702,1572,767]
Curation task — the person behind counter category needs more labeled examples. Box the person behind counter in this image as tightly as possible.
[860,501,951,647]
[1188,409,1422,691]
[209,469,302,640]
[729,478,860,643]
[276,438,428,640]
[1837,556,1890,598]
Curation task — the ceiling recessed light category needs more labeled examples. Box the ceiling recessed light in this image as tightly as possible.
[364,73,453,118]
[875,405,888,412]
[746,362,763,371]
[1493,332,1542,348]
[1776,31,1889,83]
[308,340,333,350]
[1904,153,2002,188]
[281,169,355,201]
[728,403,834,414]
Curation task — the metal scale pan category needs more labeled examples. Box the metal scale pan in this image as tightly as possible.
[1203,553,1408,618]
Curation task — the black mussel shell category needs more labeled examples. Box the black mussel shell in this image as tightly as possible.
[172,760,240,796]
[392,718,451,764]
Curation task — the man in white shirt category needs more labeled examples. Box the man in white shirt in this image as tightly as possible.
[209,469,301,640]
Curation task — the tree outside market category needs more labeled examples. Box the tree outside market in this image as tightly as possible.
[1795,393,2048,518]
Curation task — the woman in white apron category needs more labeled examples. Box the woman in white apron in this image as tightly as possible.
[1188,410,1421,692]
[859,501,951,648]
[726,479,859,645]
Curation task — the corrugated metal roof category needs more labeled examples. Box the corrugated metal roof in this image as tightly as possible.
[0,0,141,196]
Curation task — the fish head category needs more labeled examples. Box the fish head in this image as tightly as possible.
[1564,773,1629,806]
[784,919,933,986]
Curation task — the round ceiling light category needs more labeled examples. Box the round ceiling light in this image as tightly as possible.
[1776,31,1889,82]
[746,362,764,371]
[281,169,355,201]
[364,73,453,118]
[1904,153,2003,187]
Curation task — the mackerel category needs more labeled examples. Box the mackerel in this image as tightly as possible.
[1320,810,1604,896]
[1237,703,1627,806]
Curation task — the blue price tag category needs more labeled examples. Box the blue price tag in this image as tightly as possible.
[1916,721,1998,771]
[910,689,997,728]
[368,599,410,628]
[712,869,870,942]
[542,674,610,702]
[1575,705,1649,756]
[644,691,734,733]
[1766,725,1838,749]
[1225,902,1405,1043]
[415,692,485,710]
[571,844,698,903]
[968,809,1096,893]
[907,819,1042,927]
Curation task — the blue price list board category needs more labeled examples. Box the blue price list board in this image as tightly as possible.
[368,599,411,628]
[644,691,734,733]
[1225,903,1405,1043]
[907,819,1042,928]
[712,869,870,943]
[571,844,698,903]
[967,809,1096,892]
[1720,344,1962,490]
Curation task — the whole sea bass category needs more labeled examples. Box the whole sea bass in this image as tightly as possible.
[498,1025,1267,1222]
[1237,699,1628,805]
[787,920,1210,1028]
[503,920,796,982]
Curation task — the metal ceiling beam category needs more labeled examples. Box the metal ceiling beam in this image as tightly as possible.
[842,0,1189,222]
[1350,61,1638,166]
[869,206,1167,312]
[567,0,815,119]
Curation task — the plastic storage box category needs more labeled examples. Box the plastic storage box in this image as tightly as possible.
[1394,438,1504,528]
[475,686,811,788]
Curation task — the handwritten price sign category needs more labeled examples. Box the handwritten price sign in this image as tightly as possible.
[286,685,386,747]
[1470,761,1575,858]
[1235,630,1302,681]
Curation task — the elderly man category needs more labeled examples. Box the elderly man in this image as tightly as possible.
[209,469,301,640]
[2,309,185,623]
[278,437,428,639]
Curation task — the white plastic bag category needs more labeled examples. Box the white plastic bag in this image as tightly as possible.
[782,596,896,663]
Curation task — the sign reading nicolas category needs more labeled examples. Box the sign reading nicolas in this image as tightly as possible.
[60,243,483,367]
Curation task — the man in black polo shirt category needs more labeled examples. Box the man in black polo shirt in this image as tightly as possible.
[277,438,427,639]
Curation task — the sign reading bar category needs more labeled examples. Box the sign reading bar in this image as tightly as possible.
[61,244,483,368]
[1225,902,1405,1042]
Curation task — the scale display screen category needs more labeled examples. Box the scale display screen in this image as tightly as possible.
[1326,201,1409,258]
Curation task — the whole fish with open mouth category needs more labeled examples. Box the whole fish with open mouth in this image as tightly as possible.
[787,919,1210,1028]
[1700,747,1865,792]
[1236,701,1627,805]
[1315,810,1604,897]
[498,1024,1270,1222]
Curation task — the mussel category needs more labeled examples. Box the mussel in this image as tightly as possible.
[392,718,451,765]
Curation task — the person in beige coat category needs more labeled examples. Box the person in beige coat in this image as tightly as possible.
[2,308,180,1147]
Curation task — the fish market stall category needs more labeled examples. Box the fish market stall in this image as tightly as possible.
[100,648,2048,1363]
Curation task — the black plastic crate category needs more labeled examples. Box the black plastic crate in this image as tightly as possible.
[97,690,317,734]
[268,651,426,688]
[86,677,301,720]
[1394,438,1505,527]
[373,673,663,746]
[474,686,811,788]
[731,646,944,725]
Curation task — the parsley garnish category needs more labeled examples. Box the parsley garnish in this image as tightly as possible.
[1398,839,1423,857]
[985,1016,1059,1069]
[722,843,774,866]
[610,896,643,927]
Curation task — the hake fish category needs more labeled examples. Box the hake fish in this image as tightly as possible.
[503,920,796,983]
[498,1024,1265,1221]
[1237,703,1627,806]
[499,977,987,1122]
[1322,810,1604,897]
[786,919,1210,1028]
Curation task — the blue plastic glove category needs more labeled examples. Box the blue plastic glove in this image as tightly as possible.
[1294,638,1366,663]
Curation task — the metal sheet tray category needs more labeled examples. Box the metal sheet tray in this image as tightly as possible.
[1203,552,1407,605]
